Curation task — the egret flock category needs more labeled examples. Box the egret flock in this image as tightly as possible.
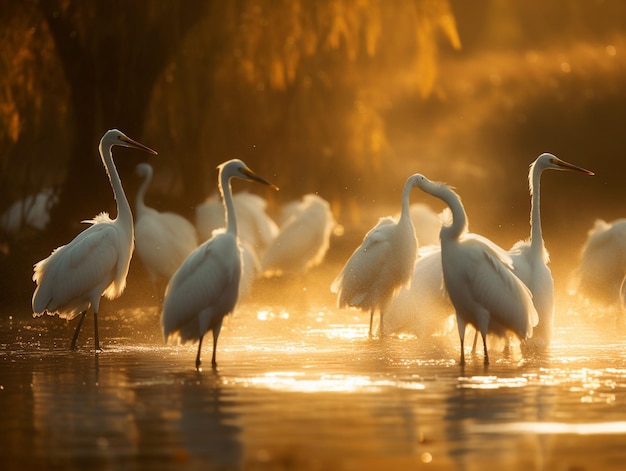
[29,129,623,369]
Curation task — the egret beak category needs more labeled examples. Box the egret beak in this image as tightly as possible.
[119,135,158,155]
[554,158,594,176]
[240,167,279,191]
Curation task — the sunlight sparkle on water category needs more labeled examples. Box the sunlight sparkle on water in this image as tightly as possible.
[304,322,368,340]
[256,310,290,321]
[228,371,424,393]
[471,421,626,435]
[458,375,529,390]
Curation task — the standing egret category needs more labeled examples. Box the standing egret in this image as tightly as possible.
[414,174,538,365]
[262,194,336,276]
[509,154,593,351]
[331,175,420,337]
[161,159,278,370]
[32,129,157,351]
[134,162,198,296]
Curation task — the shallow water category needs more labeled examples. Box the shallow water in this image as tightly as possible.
[2,283,626,471]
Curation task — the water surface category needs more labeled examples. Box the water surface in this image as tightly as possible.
[1,287,625,471]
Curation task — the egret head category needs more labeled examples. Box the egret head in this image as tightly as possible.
[412,173,442,194]
[102,129,158,155]
[535,153,594,175]
[219,159,279,191]
[136,162,153,179]
[529,153,594,195]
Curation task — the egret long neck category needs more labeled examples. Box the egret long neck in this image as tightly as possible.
[438,185,467,241]
[220,170,237,235]
[399,179,414,229]
[529,166,545,256]
[135,167,152,216]
[100,141,132,229]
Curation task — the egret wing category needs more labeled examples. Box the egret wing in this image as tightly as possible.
[32,221,121,316]
[462,236,538,339]
[162,234,241,339]
[331,220,395,306]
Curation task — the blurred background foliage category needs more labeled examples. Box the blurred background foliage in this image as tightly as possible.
[2,0,626,304]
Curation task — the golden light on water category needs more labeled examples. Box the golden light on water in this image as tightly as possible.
[471,421,626,435]
[256,310,290,321]
[458,375,529,390]
[309,325,369,340]
[228,371,425,394]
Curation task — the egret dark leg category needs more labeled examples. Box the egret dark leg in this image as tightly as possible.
[211,337,218,369]
[368,310,374,338]
[93,311,101,352]
[211,322,223,369]
[195,336,204,370]
[460,337,465,366]
[70,311,87,351]
[456,318,467,366]
[471,328,479,354]
[482,334,489,365]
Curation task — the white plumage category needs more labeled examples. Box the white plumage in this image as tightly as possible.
[195,191,278,259]
[1,187,58,235]
[573,218,626,307]
[394,202,444,246]
[32,129,157,351]
[332,174,420,337]
[161,159,278,369]
[509,153,593,351]
[134,162,198,292]
[262,194,336,276]
[384,245,454,337]
[415,174,538,365]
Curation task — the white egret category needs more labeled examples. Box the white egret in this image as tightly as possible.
[1,187,58,235]
[262,194,336,276]
[161,159,278,370]
[573,218,626,307]
[414,174,538,365]
[134,162,198,295]
[331,175,420,337]
[32,129,157,351]
[509,154,593,351]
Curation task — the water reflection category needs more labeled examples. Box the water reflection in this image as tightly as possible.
[176,371,242,468]
[1,301,626,470]
[31,353,140,467]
